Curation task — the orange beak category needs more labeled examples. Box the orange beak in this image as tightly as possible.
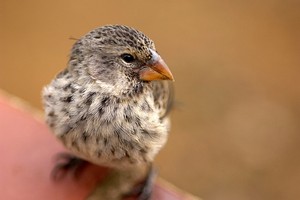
[139,50,174,81]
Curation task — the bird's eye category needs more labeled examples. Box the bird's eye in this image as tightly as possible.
[121,54,135,63]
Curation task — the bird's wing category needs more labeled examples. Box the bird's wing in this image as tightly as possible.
[151,81,174,119]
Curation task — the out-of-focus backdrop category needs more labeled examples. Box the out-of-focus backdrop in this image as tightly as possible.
[1,0,300,199]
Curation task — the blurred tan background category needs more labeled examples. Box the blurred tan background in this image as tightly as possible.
[1,0,300,199]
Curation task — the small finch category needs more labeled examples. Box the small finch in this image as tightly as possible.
[42,25,174,200]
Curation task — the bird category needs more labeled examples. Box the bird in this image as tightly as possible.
[42,24,174,200]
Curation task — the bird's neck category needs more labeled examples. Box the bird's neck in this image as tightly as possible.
[94,78,148,98]
[68,63,150,98]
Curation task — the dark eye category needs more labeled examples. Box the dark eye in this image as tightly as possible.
[121,54,135,63]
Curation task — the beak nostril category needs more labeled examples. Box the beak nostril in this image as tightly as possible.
[144,49,174,81]
[147,49,160,65]
[139,57,174,81]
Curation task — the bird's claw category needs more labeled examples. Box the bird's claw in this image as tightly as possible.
[51,153,88,181]
[124,166,157,200]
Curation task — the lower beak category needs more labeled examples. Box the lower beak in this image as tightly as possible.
[139,57,174,81]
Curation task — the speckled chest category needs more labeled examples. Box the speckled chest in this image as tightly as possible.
[43,74,169,167]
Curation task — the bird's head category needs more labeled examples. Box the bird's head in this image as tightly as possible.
[68,25,174,89]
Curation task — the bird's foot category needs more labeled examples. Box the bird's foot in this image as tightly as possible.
[86,164,155,200]
[125,165,157,200]
[51,153,88,181]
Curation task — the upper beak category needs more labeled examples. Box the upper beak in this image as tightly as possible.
[139,50,174,81]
